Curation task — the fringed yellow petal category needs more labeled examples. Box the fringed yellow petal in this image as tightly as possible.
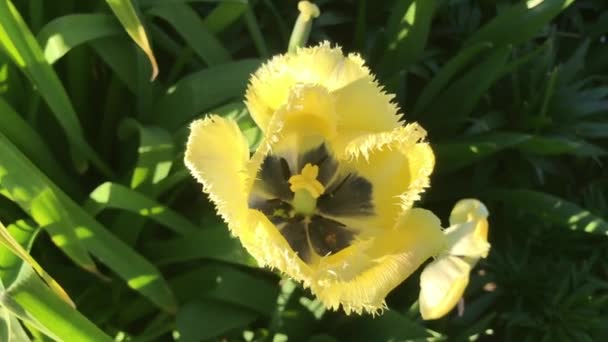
[331,76,401,151]
[281,85,337,140]
[243,210,317,291]
[245,42,371,131]
[419,255,471,320]
[341,124,435,228]
[310,208,447,315]
[184,116,250,235]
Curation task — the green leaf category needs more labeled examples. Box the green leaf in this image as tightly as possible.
[150,59,260,130]
[147,3,231,66]
[435,132,531,174]
[85,182,199,235]
[204,1,248,34]
[464,0,576,47]
[338,310,430,341]
[0,220,73,307]
[0,220,39,287]
[0,0,112,176]
[0,134,177,312]
[487,189,608,236]
[518,135,607,156]
[2,266,112,342]
[105,0,158,79]
[413,42,493,116]
[91,36,138,93]
[176,298,257,342]
[171,264,277,316]
[379,0,437,75]
[118,119,175,192]
[144,226,254,267]
[425,46,511,132]
[37,14,122,65]
[0,98,76,195]
[0,135,97,274]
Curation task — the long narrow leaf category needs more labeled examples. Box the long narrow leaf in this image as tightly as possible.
[0,221,73,307]
[0,134,177,312]
[0,134,97,274]
[487,189,608,236]
[85,182,199,235]
[106,0,158,80]
[150,59,260,130]
[0,0,112,176]
[2,266,112,342]
[37,14,122,64]
[147,3,231,65]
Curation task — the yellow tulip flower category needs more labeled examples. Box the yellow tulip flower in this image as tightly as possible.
[185,42,452,314]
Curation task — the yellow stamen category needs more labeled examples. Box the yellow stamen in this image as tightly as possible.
[289,163,325,215]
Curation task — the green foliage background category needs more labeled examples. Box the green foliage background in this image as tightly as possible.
[0,0,607,340]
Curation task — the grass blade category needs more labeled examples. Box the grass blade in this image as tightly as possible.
[105,0,158,80]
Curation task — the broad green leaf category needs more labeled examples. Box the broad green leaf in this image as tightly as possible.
[0,220,39,287]
[105,0,158,79]
[380,0,437,75]
[85,182,199,235]
[412,41,492,116]
[2,266,112,342]
[0,135,97,273]
[118,119,174,192]
[464,0,576,47]
[0,98,76,195]
[0,134,177,312]
[435,132,531,174]
[37,14,122,65]
[0,0,112,176]
[176,298,257,342]
[0,221,73,307]
[147,3,230,65]
[487,189,608,236]
[144,226,254,266]
[150,59,260,130]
